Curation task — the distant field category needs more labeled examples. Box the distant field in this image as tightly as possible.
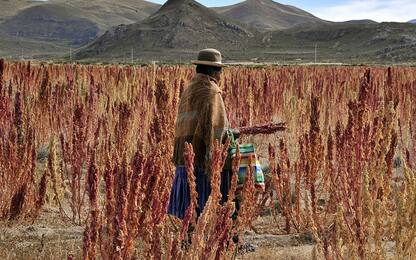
[0,37,70,59]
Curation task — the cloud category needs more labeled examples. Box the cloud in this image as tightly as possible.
[311,0,416,22]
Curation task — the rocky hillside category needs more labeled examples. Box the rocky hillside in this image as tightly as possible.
[75,0,416,63]
[75,0,255,60]
[259,22,416,62]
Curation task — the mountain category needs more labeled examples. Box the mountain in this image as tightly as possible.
[0,4,99,46]
[0,0,160,32]
[0,0,45,23]
[409,19,416,24]
[75,0,416,63]
[2,0,416,63]
[0,0,161,26]
[61,0,161,32]
[75,0,255,60]
[214,0,327,31]
[259,22,416,62]
[0,0,161,59]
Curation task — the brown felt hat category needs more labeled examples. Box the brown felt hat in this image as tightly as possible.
[192,48,224,67]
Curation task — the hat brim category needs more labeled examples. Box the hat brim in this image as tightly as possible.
[191,60,225,67]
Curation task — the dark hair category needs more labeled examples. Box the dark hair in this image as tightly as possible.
[196,65,222,77]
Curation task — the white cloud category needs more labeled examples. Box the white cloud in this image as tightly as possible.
[312,0,416,22]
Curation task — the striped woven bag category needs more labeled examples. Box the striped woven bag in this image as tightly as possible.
[227,130,265,191]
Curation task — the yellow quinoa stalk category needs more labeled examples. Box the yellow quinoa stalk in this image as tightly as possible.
[362,167,375,255]
[47,137,68,220]
[334,204,345,258]
[373,200,386,259]
[393,182,406,257]
[113,152,131,260]
[371,102,397,259]
[100,150,115,259]
[311,245,319,260]
[235,154,257,233]
[278,139,293,233]
[393,163,416,258]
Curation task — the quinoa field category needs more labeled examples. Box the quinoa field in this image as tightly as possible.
[0,59,415,259]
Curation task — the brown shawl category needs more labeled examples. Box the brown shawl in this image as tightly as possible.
[173,73,229,175]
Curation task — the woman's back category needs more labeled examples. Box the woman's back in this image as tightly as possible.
[173,73,228,170]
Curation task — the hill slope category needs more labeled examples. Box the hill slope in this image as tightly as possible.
[214,0,327,31]
[61,0,161,31]
[0,36,70,60]
[0,0,160,26]
[0,0,45,23]
[258,22,416,62]
[0,4,99,46]
[409,19,416,24]
[76,0,255,60]
[0,0,161,59]
[339,20,378,25]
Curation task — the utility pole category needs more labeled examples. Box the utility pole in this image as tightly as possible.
[314,43,318,63]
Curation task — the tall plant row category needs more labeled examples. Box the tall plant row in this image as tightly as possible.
[0,59,415,258]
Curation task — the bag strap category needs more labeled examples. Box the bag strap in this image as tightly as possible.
[227,128,237,148]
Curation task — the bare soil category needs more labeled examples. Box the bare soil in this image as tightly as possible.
[0,209,315,260]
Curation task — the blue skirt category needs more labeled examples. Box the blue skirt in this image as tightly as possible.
[168,166,232,219]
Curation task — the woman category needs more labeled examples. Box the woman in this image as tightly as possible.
[168,49,239,219]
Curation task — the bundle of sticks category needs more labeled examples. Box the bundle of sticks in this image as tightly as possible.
[239,122,287,136]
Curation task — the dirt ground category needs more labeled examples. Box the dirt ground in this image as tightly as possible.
[239,216,314,260]
[0,206,83,260]
[0,207,314,260]
[240,233,313,260]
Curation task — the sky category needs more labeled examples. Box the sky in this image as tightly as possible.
[150,0,416,22]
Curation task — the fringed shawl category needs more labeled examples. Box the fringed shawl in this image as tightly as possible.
[173,73,229,176]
